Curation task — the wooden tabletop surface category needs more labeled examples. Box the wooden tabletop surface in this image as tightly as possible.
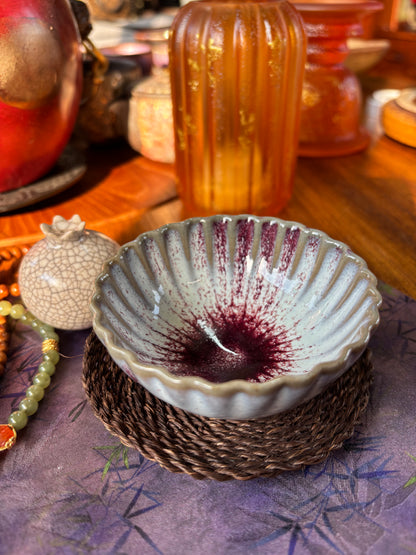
[1,62,416,299]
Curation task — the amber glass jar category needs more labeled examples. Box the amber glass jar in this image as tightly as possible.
[169,0,306,217]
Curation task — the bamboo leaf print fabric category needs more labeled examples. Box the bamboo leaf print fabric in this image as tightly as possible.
[1,282,415,554]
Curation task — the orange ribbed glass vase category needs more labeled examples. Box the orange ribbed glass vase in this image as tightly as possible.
[169,0,306,217]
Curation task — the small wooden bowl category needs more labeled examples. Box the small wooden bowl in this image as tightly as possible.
[382,88,416,148]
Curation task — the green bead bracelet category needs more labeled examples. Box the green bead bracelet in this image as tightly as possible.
[0,301,60,451]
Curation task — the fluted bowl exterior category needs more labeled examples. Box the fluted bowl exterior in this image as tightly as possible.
[91,215,381,420]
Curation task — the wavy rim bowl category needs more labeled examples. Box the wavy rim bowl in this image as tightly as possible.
[91,215,382,420]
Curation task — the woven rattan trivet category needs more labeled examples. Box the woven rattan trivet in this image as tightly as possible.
[82,332,374,481]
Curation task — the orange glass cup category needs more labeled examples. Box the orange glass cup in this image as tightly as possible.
[169,0,306,217]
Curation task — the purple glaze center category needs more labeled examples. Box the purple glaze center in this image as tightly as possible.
[166,314,294,383]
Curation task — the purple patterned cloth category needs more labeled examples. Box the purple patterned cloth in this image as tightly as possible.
[1,282,415,555]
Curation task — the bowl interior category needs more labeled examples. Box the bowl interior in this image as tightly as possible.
[92,216,381,386]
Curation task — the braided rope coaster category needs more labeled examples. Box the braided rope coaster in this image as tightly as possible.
[82,332,373,481]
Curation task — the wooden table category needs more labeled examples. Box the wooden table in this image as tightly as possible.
[1,63,416,300]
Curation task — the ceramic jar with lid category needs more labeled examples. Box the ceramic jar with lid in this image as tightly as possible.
[128,71,174,163]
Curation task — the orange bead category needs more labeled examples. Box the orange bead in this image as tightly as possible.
[9,283,20,297]
[0,284,9,299]
[0,250,11,260]
[0,351,7,364]
[8,247,22,259]
[0,424,16,450]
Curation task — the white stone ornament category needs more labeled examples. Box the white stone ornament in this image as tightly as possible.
[18,215,120,330]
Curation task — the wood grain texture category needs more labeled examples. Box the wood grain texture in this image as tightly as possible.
[0,144,177,248]
[283,137,416,300]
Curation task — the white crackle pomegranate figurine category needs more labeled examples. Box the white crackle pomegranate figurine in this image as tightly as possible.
[19,215,119,330]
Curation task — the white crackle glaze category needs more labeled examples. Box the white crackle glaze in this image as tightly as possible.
[91,215,382,419]
[19,215,119,330]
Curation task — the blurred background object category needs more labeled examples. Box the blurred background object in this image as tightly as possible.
[100,42,152,75]
[128,70,174,163]
[371,0,416,76]
[293,0,383,158]
[134,26,170,70]
[82,0,145,20]
[382,87,416,146]
[364,88,401,135]
[80,6,175,145]
[345,38,391,73]
[76,53,143,144]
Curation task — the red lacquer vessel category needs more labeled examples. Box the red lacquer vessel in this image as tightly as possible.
[0,0,83,192]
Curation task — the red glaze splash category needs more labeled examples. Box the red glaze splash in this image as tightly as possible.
[165,312,294,383]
